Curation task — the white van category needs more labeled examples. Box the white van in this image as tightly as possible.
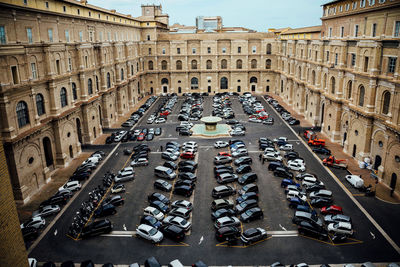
[154,166,176,180]
[345,175,364,189]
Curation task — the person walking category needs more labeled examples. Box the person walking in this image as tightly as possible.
[160,145,163,152]
[259,154,262,161]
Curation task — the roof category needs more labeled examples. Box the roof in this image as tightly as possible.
[283,25,322,35]
[322,0,343,6]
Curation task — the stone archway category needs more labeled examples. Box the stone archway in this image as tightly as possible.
[374,155,382,170]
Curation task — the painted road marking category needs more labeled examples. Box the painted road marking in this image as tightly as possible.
[159,137,179,140]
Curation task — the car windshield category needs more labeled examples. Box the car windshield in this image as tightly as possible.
[245,210,253,215]
[166,169,173,174]
[149,228,157,236]
[148,217,156,224]
[152,209,160,215]
[180,219,188,224]
[240,202,247,208]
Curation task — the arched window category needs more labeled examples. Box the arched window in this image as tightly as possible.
[221,59,227,69]
[161,78,169,85]
[347,80,352,99]
[161,60,168,70]
[330,77,335,94]
[297,66,302,78]
[191,77,199,89]
[250,77,258,83]
[251,59,257,69]
[382,91,391,115]
[121,68,124,80]
[107,72,111,88]
[265,59,271,69]
[236,59,242,69]
[148,61,154,70]
[16,101,29,128]
[36,94,45,116]
[358,85,365,106]
[72,82,77,100]
[95,76,99,91]
[311,71,316,85]
[191,60,197,70]
[176,60,182,70]
[220,77,228,89]
[266,44,272,54]
[206,60,212,70]
[60,87,68,107]
[88,78,93,95]
[131,65,134,75]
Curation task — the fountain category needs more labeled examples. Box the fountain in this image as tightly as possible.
[192,116,230,138]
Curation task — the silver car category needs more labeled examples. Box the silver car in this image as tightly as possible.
[32,205,60,218]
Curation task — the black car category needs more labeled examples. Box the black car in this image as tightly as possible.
[273,167,294,179]
[211,208,236,221]
[22,226,39,241]
[310,197,333,208]
[81,219,113,238]
[148,193,170,204]
[240,207,264,222]
[178,160,198,168]
[178,172,197,181]
[173,185,193,197]
[164,161,177,170]
[179,129,192,136]
[236,164,252,174]
[298,221,328,240]
[160,225,185,241]
[175,179,196,189]
[234,156,253,166]
[305,183,326,192]
[215,168,234,177]
[235,199,259,213]
[140,215,162,229]
[236,192,258,204]
[150,200,170,213]
[94,204,117,217]
[267,161,287,171]
[238,172,258,185]
[105,136,114,144]
[178,165,196,173]
[215,226,241,242]
[176,125,189,132]
[312,147,331,155]
[238,183,259,195]
[226,119,239,125]
[69,171,90,181]
[133,144,150,152]
[214,165,233,173]
[288,119,300,125]
[212,185,236,198]
[104,195,125,206]
[39,195,68,208]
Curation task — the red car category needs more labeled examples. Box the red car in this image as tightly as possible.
[180,152,195,160]
[321,205,343,215]
[218,152,232,157]
[137,133,145,141]
[160,111,170,116]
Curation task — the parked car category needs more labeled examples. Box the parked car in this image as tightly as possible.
[94,203,117,217]
[310,197,333,208]
[273,167,294,179]
[292,210,323,227]
[173,185,193,197]
[236,192,259,204]
[81,219,113,238]
[148,192,170,205]
[136,224,163,243]
[169,207,191,220]
[263,152,283,162]
[238,183,259,195]
[321,205,343,215]
[153,179,172,192]
[240,207,263,222]
[214,156,233,165]
[324,214,352,224]
[140,215,162,229]
[327,222,354,236]
[345,175,365,189]
[235,199,258,213]
[211,199,234,211]
[59,181,81,192]
[214,141,229,148]
[211,208,236,221]
[171,200,193,211]
[20,216,45,229]
[212,185,236,198]
[240,227,267,244]
[32,205,60,218]
[217,173,238,184]
[144,206,164,221]
[214,216,240,229]
[236,164,252,174]
[312,147,331,155]
[297,221,328,240]
[215,226,240,242]
[130,158,149,167]
[160,225,185,241]
[111,184,126,194]
[163,216,192,231]
[238,172,258,185]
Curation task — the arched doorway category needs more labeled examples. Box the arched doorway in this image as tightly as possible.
[93,127,96,139]
[343,132,347,146]
[321,103,325,126]
[208,86,211,93]
[76,118,82,143]
[352,144,357,157]
[250,77,257,92]
[150,87,154,94]
[374,155,382,170]
[161,78,168,93]
[237,86,241,92]
[43,137,54,168]
[390,173,397,190]
[69,145,73,158]
[178,87,182,94]
[266,86,269,92]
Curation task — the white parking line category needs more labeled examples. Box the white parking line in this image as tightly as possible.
[159,137,179,140]
[101,230,136,237]
[263,97,400,255]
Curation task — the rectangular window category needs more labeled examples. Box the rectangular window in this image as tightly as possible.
[84,56,88,68]
[48,29,53,42]
[177,48,181,54]
[99,32,103,41]
[65,30,69,42]
[351,54,356,66]
[56,60,60,74]
[77,9,80,15]
[0,26,6,44]
[369,0,375,5]
[162,48,166,54]
[388,57,397,73]
[207,47,211,54]
[252,46,256,53]
[79,31,83,42]
[89,31,93,42]
[27,28,33,43]
[326,51,330,62]
[238,46,241,53]
[192,48,196,54]
[23,0,27,5]
[222,47,226,53]
[88,11,91,17]
[364,56,369,72]
[360,0,366,7]
[147,35,150,41]
[31,62,37,79]
[315,51,318,61]
[329,27,332,37]
[394,21,400,37]
[355,25,359,37]
[68,58,72,71]
[45,1,49,8]
[335,53,338,65]
[339,5,343,12]
[63,6,66,12]
[149,48,152,55]
[346,3,350,11]
[11,66,19,84]
[107,32,111,41]
[352,2,357,9]
[372,23,377,37]
[340,26,344,37]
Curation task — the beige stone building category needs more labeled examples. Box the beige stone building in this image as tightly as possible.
[0,0,399,203]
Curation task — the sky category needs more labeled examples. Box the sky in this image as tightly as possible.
[89,0,329,32]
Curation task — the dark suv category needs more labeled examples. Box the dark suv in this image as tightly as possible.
[273,167,294,179]
[268,161,286,171]
[212,185,236,198]
[297,221,328,240]
[81,219,113,238]
[215,226,241,242]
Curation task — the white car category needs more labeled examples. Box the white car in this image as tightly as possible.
[214,216,240,229]
[114,131,128,142]
[163,216,192,231]
[155,118,166,124]
[279,144,293,151]
[183,141,198,148]
[20,216,45,229]
[264,147,277,154]
[302,176,324,188]
[249,118,262,123]
[263,152,283,161]
[327,222,354,236]
[287,161,306,172]
[273,137,288,143]
[230,130,245,136]
[82,157,99,165]
[182,144,198,152]
[286,190,307,202]
[165,148,180,156]
[169,260,184,267]
[345,175,364,189]
[32,205,60,218]
[214,141,229,148]
[232,148,248,158]
[147,117,155,124]
[180,122,193,128]
[136,224,163,243]
[118,167,135,176]
[59,181,81,192]
[144,206,164,220]
[130,158,149,167]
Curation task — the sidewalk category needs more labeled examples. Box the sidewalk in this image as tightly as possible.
[268,93,400,204]
[17,95,153,222]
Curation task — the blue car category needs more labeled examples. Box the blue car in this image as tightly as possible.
[140,215,162,229]
[288,197,305,209]
[296,205,316,215]
[150,200,170,213]
[281,179,300,188]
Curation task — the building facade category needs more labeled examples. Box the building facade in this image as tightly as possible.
[0,0,399,203]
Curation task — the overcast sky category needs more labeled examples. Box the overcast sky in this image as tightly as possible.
[89,0,328,32]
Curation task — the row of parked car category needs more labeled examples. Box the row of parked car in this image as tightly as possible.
[239,93,274,125]
[264,95,300,125]
[212,94,234,119]
[147,95,178,124]
[211,139,269,245]
[135,141,199,243]
[119,96,158,128]
[178,94,204,122]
